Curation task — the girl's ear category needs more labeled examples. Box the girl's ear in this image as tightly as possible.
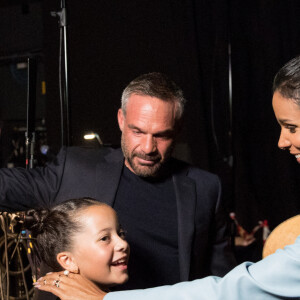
[56,252,79,273]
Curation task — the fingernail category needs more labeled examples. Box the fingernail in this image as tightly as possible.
[46,272,53,275]
[34,285,41,288]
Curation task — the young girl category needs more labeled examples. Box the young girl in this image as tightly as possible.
[27,198,129,293]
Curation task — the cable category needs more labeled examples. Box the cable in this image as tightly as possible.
[0,213,35,300]
[0,214,9,300]
[16,247,29,300]
[0,215,5,300]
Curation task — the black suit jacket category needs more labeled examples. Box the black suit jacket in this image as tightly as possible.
[0,146,236,282]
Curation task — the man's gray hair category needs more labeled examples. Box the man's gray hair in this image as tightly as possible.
[121,72,186,120]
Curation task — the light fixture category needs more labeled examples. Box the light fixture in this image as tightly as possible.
[83,132,103,145]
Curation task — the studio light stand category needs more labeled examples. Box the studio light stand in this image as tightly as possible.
[51,0,71,147]
[25,57,37,170]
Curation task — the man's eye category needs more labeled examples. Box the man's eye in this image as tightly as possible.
[156,135,170,140]
[154,132,173,140]
[133,130,141,135]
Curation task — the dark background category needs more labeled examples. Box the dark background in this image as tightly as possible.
[1,0,300,239]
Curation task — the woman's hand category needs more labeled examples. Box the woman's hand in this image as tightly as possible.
[34,271,107,300]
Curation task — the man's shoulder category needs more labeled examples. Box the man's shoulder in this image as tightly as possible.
[63,146,122,161]
[49,147,123,168]
[171,157,219,182]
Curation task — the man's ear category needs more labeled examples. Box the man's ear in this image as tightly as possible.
[117,109,125,132]
[56,252,79,273]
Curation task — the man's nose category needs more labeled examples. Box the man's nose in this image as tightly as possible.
[141,135,156,154]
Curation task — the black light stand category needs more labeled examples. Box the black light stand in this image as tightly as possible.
[25,57,37,170]
[51,0,71,147]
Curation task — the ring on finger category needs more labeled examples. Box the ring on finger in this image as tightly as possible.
[53,279,60,288]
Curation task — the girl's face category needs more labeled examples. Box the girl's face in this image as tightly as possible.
[70,205,130,288]
[273,91,300,163]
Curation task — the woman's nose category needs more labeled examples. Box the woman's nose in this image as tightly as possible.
[278,129,291,149]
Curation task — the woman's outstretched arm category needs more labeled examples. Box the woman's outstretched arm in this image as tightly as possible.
[36,236,300,300]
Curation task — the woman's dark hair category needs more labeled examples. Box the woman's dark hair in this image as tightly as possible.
[273,55,300,106]
[25,198,106,270]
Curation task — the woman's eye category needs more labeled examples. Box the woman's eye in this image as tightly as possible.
[287,126,296,133]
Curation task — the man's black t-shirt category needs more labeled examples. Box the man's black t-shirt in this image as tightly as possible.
[113,165,180,290]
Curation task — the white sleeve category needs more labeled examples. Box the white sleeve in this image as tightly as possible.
[105,236,300,300]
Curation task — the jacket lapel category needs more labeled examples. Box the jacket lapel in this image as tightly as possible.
[173,171,196,281]
[95,148,124,206]
[96,150,196,280]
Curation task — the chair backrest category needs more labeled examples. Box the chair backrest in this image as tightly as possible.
[262,215,300,258]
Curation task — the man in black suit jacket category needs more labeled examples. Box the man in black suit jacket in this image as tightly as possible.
[0,73,236,295]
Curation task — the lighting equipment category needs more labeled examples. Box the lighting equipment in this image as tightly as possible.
[83,132,103,146]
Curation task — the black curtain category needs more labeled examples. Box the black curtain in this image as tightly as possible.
[42,0,300,233]
[43,0,215,168]
[231,0,300,230]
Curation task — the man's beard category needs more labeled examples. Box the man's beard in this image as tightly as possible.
[121,135,173,178]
